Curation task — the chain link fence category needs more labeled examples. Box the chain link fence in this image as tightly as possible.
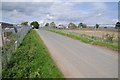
[1,24,31,68]
[0,23,2,79]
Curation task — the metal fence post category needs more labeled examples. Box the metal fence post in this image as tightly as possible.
[0,23,2,79]
[2,30,9,68]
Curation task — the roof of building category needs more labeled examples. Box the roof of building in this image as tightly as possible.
[0,22,14,29]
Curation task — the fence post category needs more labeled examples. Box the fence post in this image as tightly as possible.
[0,23,2,79]
[2,30,9,68]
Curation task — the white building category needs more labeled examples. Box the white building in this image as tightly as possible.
[99,24,115,28]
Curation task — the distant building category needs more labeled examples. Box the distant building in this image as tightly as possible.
[0,22,17,38]
[55,23,66,29]
[87,24,116,29]
[99,24,115,28]
[0,22,14,29]
[56,24,66,29]
[87,25,95,27]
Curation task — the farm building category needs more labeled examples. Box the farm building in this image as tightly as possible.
[1,22,14,29]
[56,24,66,29]
[99,24,115,28]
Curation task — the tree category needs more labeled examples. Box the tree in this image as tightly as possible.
[45,23,49,27]
[50,22,56,28]
[82,23,87,28]
[78,22,87,28]
[68,23,77,29]
[30,21,39,29]
[21,21,28,26]
[78,23,83,28]
[115,22,120,29]
[80,22,84,26]
[95,24,99,29]
[104,27,107,29]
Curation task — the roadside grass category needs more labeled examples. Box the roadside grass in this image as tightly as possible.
[0,47,1,79]
[2,29,64,78]
[48,29,119,51]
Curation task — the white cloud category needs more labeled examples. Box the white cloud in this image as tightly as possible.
[97,13,102,16]
[92,2,107,9]
[2,2,118,25]
[112,19,118,22]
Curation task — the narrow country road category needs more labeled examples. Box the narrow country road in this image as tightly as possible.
[36,29,118,78]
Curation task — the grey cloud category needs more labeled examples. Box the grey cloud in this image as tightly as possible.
[2,2,53,15]
[1,2,117,24]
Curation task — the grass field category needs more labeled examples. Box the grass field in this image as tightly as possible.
[2,29,64,78]
[48,29,119,51]
[64,29,118,38]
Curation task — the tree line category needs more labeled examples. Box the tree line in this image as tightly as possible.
[45,22,99,29]
[20,21,120,29]
[21,21,39,29]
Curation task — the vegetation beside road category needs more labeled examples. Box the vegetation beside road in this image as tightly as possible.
[48,29,119,51]
[2,29,64,78]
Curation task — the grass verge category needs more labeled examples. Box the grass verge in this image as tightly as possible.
[2,29,64,78]
[48,29,119,51]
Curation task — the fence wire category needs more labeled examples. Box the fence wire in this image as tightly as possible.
[1,25,31,68]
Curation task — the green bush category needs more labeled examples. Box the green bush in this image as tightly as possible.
[68,23,77,29]
[30,21,39,29]
[105,33,114,42]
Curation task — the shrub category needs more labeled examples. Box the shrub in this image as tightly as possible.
[105,33,114,42]
[30,21,39,29]
[68,23,77,29]
[115,22,120,29]
[95,24,99,29]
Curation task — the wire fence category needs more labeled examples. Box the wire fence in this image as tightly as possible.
[0,24,2,79]
[1,24,31,68]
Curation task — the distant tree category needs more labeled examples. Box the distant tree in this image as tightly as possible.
[95,24,99,29]
[78,22,87,28]
[21,21,28,26]
[30,21,39,29]
[115,22,120,29]
[45,23,49,27]
[82,23,87,28]
[80,22,84,27]
[78,23,82,28]
[68,23,77,29]
[50,22,56,28]
[104,27,107,29]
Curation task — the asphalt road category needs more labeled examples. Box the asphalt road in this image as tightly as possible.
[36,29,118,78]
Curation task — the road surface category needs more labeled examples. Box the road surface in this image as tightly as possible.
[36,29,118,78]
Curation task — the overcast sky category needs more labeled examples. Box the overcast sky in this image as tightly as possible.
[1,1,119,25]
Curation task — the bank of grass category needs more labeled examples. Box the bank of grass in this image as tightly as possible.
[2,29,64,78]
[48,29,119,51]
